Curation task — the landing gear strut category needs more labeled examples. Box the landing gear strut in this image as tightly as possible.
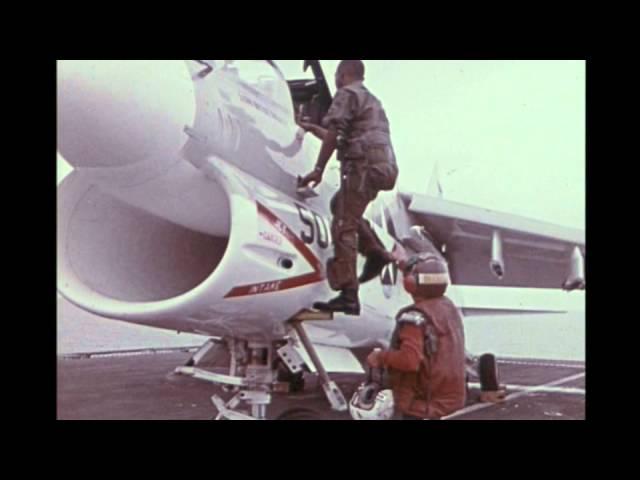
[173,309,348,420]
[175,339,283,420]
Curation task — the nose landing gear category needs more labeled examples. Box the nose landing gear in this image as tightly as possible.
[174,309,348,419]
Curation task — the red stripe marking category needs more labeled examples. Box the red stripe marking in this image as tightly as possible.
[224,202,324,298]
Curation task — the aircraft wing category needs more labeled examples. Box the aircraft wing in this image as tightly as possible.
[400,192,585,290]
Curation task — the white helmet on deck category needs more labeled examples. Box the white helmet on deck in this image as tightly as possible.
[349,382,395,420]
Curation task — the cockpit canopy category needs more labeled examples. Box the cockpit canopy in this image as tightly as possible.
[201,60,294,117]
[198,60,333,125]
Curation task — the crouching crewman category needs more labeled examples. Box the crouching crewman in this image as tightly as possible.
[359,253,467,420]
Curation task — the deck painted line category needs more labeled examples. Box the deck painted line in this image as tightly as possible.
[467,382,585,396]
[443,372,586,420]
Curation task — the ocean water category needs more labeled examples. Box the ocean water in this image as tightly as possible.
[57,296,207,354]
[463,311,584,361]
[57,295,584,361]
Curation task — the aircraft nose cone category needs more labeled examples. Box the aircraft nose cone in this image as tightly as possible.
[57,60,196,169]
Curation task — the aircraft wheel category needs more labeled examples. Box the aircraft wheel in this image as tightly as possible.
[275,408,322,420]
[288,374,305,393]
[478,353,500,391]
[276,364,306,393]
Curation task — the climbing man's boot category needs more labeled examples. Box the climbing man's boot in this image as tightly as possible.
[313,289,360,316]
[359,250,395,284]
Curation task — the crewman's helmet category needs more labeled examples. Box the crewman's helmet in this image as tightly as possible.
[349,382,394,420]
[402,253,450,298]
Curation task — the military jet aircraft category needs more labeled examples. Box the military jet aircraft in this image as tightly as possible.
[57,60,585,419]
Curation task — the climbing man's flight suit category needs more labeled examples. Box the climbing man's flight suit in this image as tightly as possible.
[321,81,398,295]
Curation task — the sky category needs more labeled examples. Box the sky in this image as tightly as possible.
[57,60,585,230]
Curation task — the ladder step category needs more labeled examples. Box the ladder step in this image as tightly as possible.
[291,308,334,322]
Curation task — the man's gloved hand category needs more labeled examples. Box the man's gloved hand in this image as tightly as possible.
[297,119,314,132]
[367,349,384,368]
[397,258,409,272]
[295,113,313,130]
[298,168,323,189]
